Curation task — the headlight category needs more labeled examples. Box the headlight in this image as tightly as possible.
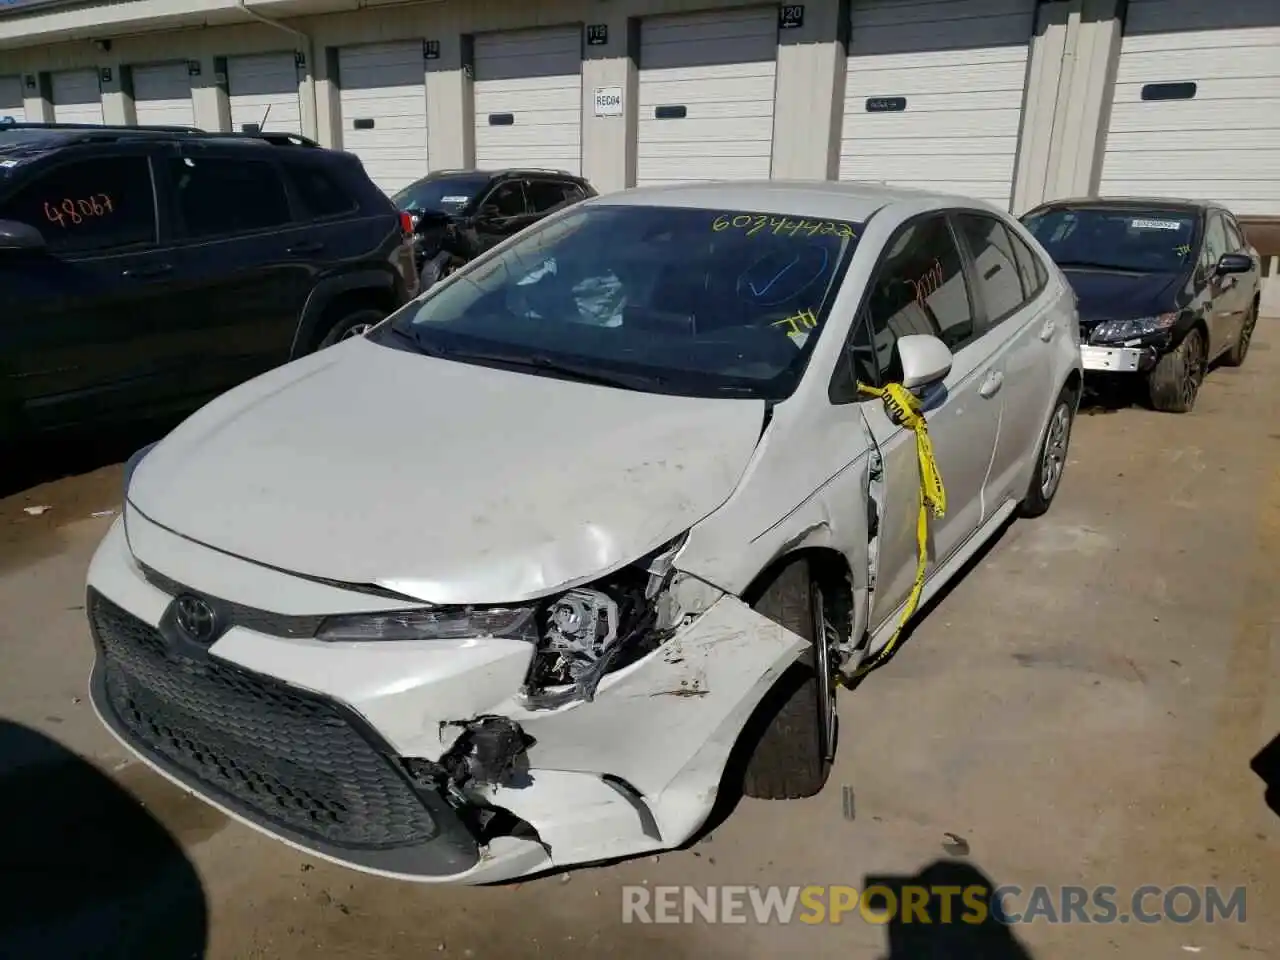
[316,606,538,643]
[1092,312,1177,342]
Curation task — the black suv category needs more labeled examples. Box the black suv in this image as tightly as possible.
[0,122,417,442]
[391,168,596,288]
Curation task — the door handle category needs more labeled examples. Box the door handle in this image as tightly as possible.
[287,240,325,255]
[1039,318,1056,342]
[979,370,1004,399]
[121,263,173,279]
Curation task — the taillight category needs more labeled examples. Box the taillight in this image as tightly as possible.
[399,211,414,235]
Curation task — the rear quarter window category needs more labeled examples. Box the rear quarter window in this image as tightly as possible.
[284,162,359,220]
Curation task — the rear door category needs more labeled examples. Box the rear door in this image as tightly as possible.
[473,178,532,253]
[951,210,1056,513]
[0,146,191,429]
[162,143,316,389]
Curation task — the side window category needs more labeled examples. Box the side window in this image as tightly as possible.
[0,155,156,255]
[1008,227,1048,298]
[954,213,1025,327]
[1201,213,1228,271]
[564,182,588,202]
[168,155,291,239]
[1221,215,1245,252]
[283,162,358,220]
[481,181,527,218]
[863,215,974,384]
[524,179,570,214]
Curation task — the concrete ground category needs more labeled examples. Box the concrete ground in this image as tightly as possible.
[1,324,1277,960]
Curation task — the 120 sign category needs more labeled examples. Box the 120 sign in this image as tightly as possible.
[44,193,114,228]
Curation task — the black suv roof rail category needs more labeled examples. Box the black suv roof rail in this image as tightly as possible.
[0,120,320,149]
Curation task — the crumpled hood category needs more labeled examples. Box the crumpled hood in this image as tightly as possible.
[128,339,765,605]
[1063,268,1183,322]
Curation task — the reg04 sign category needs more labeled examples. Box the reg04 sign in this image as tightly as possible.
[594,86,623,118]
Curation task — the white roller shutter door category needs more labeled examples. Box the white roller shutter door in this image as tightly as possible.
[840,0,1036,209]
[473,27,583,175]
[0,75,24,123]
[636,9,778,187]
[228,52,302,136]
[131,62,195,128]
[1099,0,1280,215]
[51,69,103,125]
[338,41,428,194]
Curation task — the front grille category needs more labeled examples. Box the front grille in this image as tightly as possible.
[90,590,438,850]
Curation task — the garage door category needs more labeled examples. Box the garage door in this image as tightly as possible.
[229,52,302,136]
[338,41,428,193]
[473,27,582,175]
[1098,0,1280,216]
[636,9,778,187]
[132,62,195,128]
[839,0,1036,209]
[0,75,24,123]
[51,69,103,124]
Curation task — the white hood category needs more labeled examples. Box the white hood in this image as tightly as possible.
[128,338,766,605]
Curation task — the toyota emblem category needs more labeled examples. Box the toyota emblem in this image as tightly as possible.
[174,594,218,644]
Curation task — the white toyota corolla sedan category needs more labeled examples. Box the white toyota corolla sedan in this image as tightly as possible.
[87,181,1082,884]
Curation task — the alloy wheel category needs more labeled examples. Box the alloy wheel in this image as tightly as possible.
[1040,402,1072,501]
[811,581,838,762]
[1181,331,1205,408]
[1239,307,1257,361]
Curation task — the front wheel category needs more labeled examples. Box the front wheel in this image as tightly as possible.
[1147,327,1205,413]
[739,558,836,800]
[1019,384,1075,518]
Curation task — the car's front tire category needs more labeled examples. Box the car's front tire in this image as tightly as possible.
[739,558,835,800]
[1019,382,1076,518]
[1148,327,1205,413]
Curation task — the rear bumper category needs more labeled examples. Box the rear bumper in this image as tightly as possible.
[87,514,805,883]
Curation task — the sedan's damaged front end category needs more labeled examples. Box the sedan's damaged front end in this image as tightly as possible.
[87,506,807,883]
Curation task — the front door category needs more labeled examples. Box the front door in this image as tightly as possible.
[1199,211,1240,358]
[849,213,1003,632]
[0,148,189,430]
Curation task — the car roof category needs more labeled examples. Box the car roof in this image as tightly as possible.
[0,123,320,168]
[419,168,581,182]
[594,180,984,223]
[1029,195,1215,214]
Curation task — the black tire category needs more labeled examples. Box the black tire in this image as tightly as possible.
[1222,300,1258,368]
[1147,326,1205,413]
[740,558,832,800]
[314,307,386,351]
[1019,384,1076,518]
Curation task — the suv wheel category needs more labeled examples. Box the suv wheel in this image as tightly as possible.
[316,308,385,350]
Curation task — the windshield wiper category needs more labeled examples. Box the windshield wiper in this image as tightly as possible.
[432,347,667,391]
[1053,259,1142,272]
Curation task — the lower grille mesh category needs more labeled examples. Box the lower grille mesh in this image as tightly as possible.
[91,591,437,850]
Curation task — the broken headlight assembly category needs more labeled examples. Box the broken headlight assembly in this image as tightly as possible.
[314,535,692,709]
[1091,312,1177,343]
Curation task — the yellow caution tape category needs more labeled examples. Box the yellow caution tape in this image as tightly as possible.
[849,381,947,679]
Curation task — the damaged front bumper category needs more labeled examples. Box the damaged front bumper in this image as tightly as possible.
[86,517,807,883]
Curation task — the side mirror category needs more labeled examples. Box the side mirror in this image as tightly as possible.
[1216,252,1253,276]
[897,334,953,390]
[0,219,47,253]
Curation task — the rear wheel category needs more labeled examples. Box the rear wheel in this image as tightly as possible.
[1148,327,1205,413]
[1222,301,1258,368]
[1019,384,1076,518]
[740,558,836,800]
[315,307,386,351]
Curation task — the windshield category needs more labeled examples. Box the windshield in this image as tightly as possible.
[1022,207,1197,273]
[378,204,861,400]
[391,177,489,213]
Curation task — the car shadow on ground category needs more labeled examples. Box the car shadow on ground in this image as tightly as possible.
[1251,732,1280,819]
[0,416,182,501]
[863,859,1036,959]
[0,719,208,958]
